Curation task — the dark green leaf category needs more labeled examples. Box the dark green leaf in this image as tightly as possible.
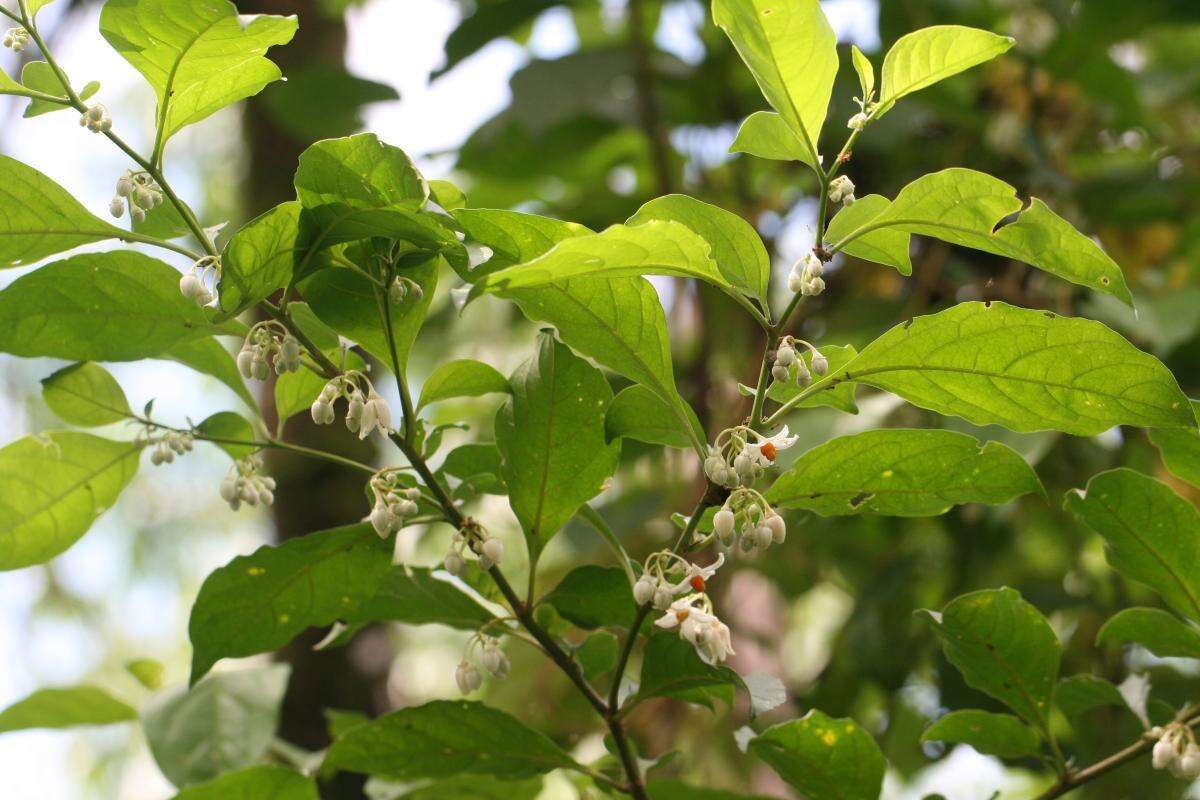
[171,765,317,800]
[0,686,135,733]
[543,565,635,630]
[441,443,507,495]
[577,631,619,680]
[1097,607,1200,658]
[1055,674,1128,720]
[749,710,885,800]
[41,363,132,426]
[345,565,495,630]
[920,710,1041,759]
[606,385,701,449]
[260,64,398,141]
[637,633,743,708]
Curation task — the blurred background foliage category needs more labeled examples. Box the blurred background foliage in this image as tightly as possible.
[3,0,1200,798]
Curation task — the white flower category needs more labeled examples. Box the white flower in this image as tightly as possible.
[4,27,30,52]
[79,104,112,133]
[358,390,392,439]
[481,537,504,565]
[713,508,735,539]
[1153,734,1174,770]
[654,598,710,633]
[481,639,510,678]
[745,427,799,467]
[633,574,657,606]
[693,616,735,664]
[455,661,482,695]
[443,549,465,575]
[669,554,725,595]
[652,585,674,610]
[828,176,856,205]
[765,513,786,544]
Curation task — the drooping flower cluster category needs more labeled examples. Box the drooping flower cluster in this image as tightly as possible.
[148,430,193,466]
[703,425,799,488]
[110,169,164,223]
[237,321,302,381]
[3,27,29,51]
[634,551,734,665]
[388,275,424,305]
[219,452,276,511]
[310,372,392,439]
[364,470,422,538]
[827,175,856,206]
[79,103,112,133]
[787,251,826,297]
[770,336,829,388]
[455,632,511,695]
[178,255,221,307]
[443,519,504,574]
[1152,723,1200,779]
[712,488,787,554]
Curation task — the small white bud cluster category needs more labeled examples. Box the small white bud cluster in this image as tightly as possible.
[3,27,29,51]
[703,425,799,488]
[218,452,275,511]
[149,430,194,466]
[787,251,825,297]
[1152,723,1200,780]
[455,633,510,694]
[770,336,828,387]
[364,471,421,538]
[310,372,392,440]
[237,322,301,381]
[443,522,504,575]
[388,275,424,305]
[848,90,875,132]
[79,103,112,133]
[178,255,221,308]
[712,488,786,555]
[847,112,869,131]
[110,170,163,223]
[827,175,856,206]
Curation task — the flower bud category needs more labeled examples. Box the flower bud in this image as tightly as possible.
[828,176,856,205]
[279,337,301,372]
[1179,744,1200,779]
[455,661,482,695]
[369,502,392,537]
[794,361,812,386]
[130,206,146,223]
[109,197,125,218]
[481,537,504,565]
[179,273,200,300]
[787,269,804,294]
[219,477,238,503]
[444,550,465,575]
[252,354,269,381]
[775,345,796,367]
[133,186,154,209]
[388,277,407,304]
[754,524,774,549]
[765,513,786,543]
[733,452,755,479]
[713,508,735,539]
[653,586,673,610]
[771,364,790,383]
[115,175,133,197]
[633,575,657,605]
[482,642,509,678]
[811,351,828,376]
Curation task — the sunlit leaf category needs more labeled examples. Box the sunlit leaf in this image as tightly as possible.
[851,45,874,101]
[878,26,1014,115]
[194,411,257,460]
[0,431,142,570]
[729,110,814,166]
[418,359,511,409]
[825,195,911,275]
[0,686,135,734]
[171,765,317,800]
[1150,400,1200,488]
[41,363,132,427]
[767,429,1041,516]
[756,344,859,413]
[20,61,98,118]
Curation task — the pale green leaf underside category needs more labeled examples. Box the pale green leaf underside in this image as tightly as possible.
[712,0,837,169]
[1066,468,1200,623]
[495,336,619,556]
[418,359,511,409]
[921,587,1059,727]
[606,384,701,449]
[0,431,142,570]
[830,169,1130,303]
[836,301,1191,435]
[41,363,133,427]
[0,686,136,733]
[1097,607,1200,659]
[851,45,874,101]
[878,25,1014,115]
[628,193,771,302]
[323,700,580,780]
[99,0,297,147]
[920,710,1041,759]
[452,207,591,272]
[766,429,1042,516]
[0,156,126,267]
[729,111,815,168]
[749,710,886,800]
[825,195,911,275]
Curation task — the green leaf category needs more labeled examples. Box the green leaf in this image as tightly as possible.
[637,633,744,708]
[628,194,770,302]
[41,363,132,426]
[1065,468,1200,622]
[0,686,135,734]
[495,335,620,557]
[0,156,125,267]
[453,208,590,273]
[428,179,467,211]
[766,429,1041,516]
[301,258,438,374]
[1055,674,1128,720]
[748,711,885,800]
[504,278,703,455]
[1097,607,1200,659]
[418,359,510,409]
[345,565,495,630]
[542,565,635,630]
[164,336,257,409]
[920,587,1059,728]
[756,344,859,414]
[323,700,580,780]
[828,169,1131,303]
[577,631,620,680]
[259,64,398,142]
[712,0,837,170]
[219,201,302,317]
[649,781,774,800]
[0,251,217,360]
[194,411,257,461]
[171,765,317,800]
[470,221,735,306]
[368,775,544,800]
[99,0,297,150]
[837,301,1191,435]
[20,61,97,118]
[188,524,392,683]
[606,385,702,449]
[878,26,1014,115]
[1150,401,1200,487]
[825,195,911,275]
[441,443,507,495]
[920,710,1041,759]
[131,190,195,240]
[126,658,166,690]
[851,45,874,101]
[729,111,814,166]
[142,664,290,787]
[0,431,142,570]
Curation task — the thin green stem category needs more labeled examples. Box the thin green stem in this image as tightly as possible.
[580,504,637,587]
